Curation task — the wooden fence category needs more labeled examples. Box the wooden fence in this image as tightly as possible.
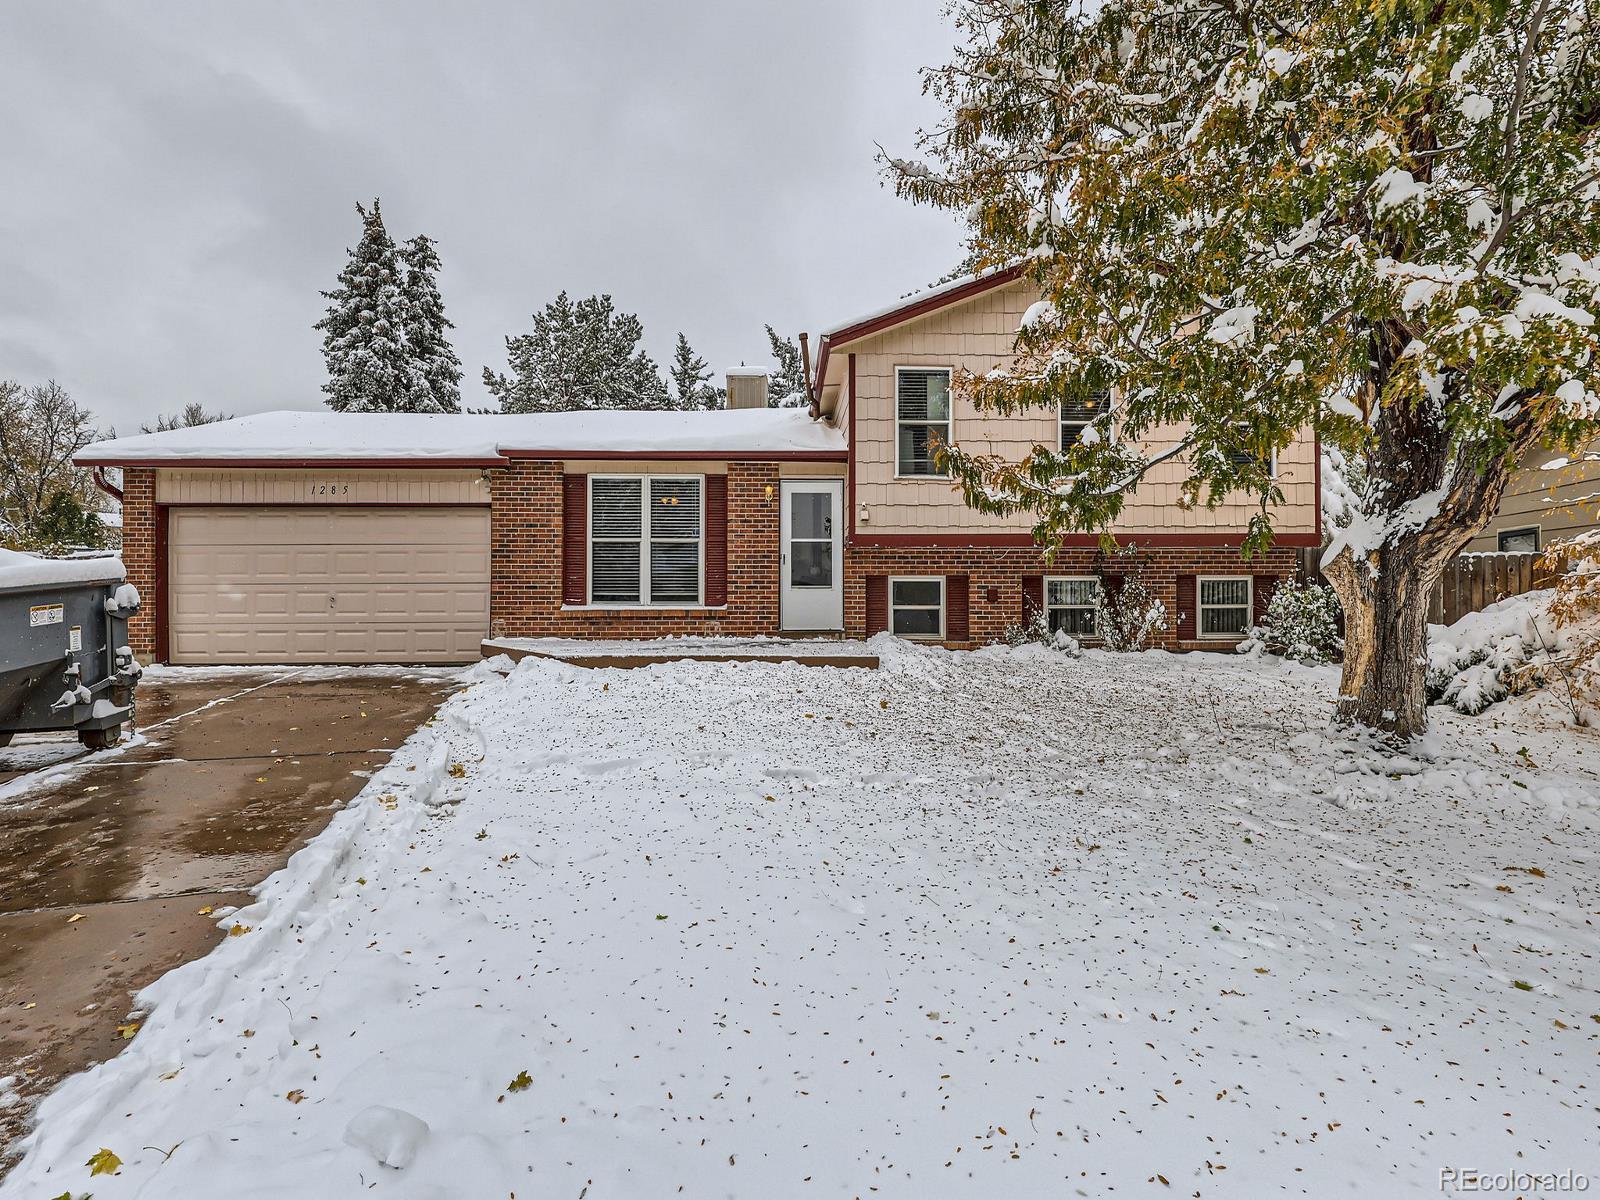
[1296,547,1553,626]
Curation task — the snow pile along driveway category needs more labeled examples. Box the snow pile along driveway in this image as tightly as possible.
[5,641,1597,1197]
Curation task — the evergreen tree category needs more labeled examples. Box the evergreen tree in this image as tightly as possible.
[764,326,809,408]
[484,292,671,413]
[890,0,1600,739]
[670,333,722,409]
[398,233,463,413]
[315,200,414,412]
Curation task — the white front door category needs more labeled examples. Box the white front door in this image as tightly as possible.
[780,479,843,631]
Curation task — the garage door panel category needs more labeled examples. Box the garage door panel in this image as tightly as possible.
[169,507,490,664]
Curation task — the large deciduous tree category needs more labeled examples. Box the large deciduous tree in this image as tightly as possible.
[0,379,107,552]
[484,292,672,413]
[891,0,1600,738]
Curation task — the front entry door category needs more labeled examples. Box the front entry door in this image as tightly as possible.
[779,480,844,631]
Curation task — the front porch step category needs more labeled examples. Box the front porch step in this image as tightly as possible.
[481,637,878,671]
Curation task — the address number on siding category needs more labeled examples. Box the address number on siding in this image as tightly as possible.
[307,483,352,497]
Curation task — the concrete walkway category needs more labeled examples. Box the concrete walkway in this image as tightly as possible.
[0,667,458,1166]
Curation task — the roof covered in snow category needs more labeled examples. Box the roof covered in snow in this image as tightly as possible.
[0,547,125,593]
[75,408,846,465]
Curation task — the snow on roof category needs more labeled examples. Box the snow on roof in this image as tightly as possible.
[820,263,1026,341]
[0,547,125,592]
[724,366,771,377]
[75,408,845,464]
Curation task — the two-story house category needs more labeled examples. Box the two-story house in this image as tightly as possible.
[78,267,1319,665]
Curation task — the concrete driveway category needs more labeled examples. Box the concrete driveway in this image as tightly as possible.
[0,666,459,1165]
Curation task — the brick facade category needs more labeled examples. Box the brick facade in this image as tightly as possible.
[487,460,782,641]
[113,459,1295,662]
[845,542,1299,650]
[120,467,158,660]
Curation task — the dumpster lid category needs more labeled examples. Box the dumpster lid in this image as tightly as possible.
[0,548,126,593]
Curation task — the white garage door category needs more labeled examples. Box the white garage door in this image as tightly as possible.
[168,507,491,664]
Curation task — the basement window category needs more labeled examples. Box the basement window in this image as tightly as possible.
[589,475,703,605]
[1045,576,1100,638]
[889,576,944,639]
[1197,576,1252,639]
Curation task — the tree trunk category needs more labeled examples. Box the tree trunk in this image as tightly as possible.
[1324,536,1449,740]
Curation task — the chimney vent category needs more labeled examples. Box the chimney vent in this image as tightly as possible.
[725,367,769,410]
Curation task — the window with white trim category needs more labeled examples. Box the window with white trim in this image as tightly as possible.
[1045,576,1100,637]
[589,475,703,605]
[1059,392,1107,451]
[1498,526,1540,553]
[896,368,952,476]
[1197,576,1251,638]
[889,576,944,638]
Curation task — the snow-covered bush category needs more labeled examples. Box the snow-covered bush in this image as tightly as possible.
[1240,579,1343,664]
[1426,590,1563,714]
[1002,611,1082,656]
[1094,548,1169,652]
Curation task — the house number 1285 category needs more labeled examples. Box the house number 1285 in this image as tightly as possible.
[308,483,351,497]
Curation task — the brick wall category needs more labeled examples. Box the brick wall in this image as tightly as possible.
[845,542,1299,649]
[488,460,782,640]
[119,467,157,660]
[118,457,1298,661]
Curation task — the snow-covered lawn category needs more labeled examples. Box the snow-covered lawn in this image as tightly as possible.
[6,641,1597,1197]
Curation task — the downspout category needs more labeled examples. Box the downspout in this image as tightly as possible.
[799,332,817,419]
[92,465,123,503]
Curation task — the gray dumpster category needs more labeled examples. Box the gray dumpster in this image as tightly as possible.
[0,549,143,750]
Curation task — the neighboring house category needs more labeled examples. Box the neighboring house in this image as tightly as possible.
[1463,440,1600,554]
[78,268,1318,665]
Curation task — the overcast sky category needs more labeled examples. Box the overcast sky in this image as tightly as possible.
[0,2,965,432]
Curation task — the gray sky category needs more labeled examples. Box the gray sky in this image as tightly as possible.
[0,1,964,432]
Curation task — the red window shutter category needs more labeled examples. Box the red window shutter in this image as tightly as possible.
[945,574,970,641]
[1252,574,1278,626]
[865,575,888,635]
[1175,574,1196,640]
[562,473,587,605]
[704,475,728,606]
[1101,572,1125,600]
[1022,574,1044,625]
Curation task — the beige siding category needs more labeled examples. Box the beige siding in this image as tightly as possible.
[156,469,490,505]
[1464,441,1600,552]
[844,280,1317,537]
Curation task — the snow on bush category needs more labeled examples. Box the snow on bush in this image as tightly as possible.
[1094,547,1170,652]
[1240,578,1343,664]
[1426,589,1565,715]
[1001,611,1082,655]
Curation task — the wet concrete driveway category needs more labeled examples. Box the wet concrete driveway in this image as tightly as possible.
[0,667,459,1162]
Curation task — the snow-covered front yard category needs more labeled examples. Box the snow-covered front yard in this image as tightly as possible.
[6,641,1597,1197]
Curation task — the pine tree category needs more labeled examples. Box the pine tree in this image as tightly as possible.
[315,200,416,413]
[484,292,672,413]
[764,326,809,408]
[891,0,1600,739]
[398,234,463,413]
[670,333,722,409]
